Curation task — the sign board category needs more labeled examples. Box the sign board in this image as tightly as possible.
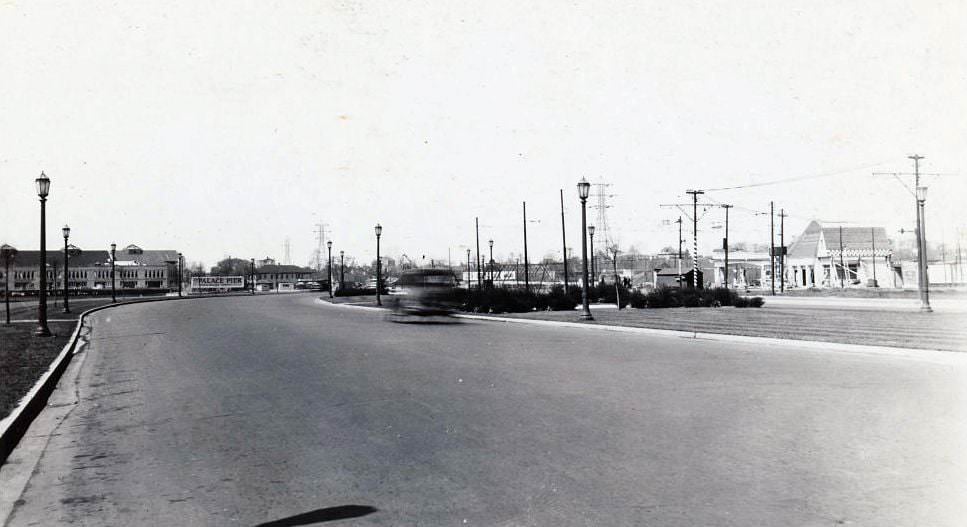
[191,276,245,289]
[770,246,788,257]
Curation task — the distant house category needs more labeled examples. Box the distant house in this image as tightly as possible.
[785,221,894,288]
[255,264,319,291]
[653,268,703,289]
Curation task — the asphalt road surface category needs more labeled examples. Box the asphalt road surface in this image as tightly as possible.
[4,294,966,526]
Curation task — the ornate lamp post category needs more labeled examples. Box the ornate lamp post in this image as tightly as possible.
[327,240,333,298]
[62,225,71,313]
[588,225,596,288]
[339,250,345,291]
[110,243,117,303]
[577,178,593,321]
[2,245,16,325]
[177,252,183,297]
[375,224,382,306]
[250,258,256,294]
[35,172,52,336]
[488,239,494,286]
[466,249,472,290]
[917,186,932,312]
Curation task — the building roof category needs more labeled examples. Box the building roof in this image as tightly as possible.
[257,264,316,274]
[787,221,891,259]
[3,246,180,267]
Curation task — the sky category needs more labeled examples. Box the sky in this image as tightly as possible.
[2,0,965,269]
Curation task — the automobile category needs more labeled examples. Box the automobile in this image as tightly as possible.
[387,268,461,319]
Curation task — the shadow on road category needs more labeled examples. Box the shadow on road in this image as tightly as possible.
[254,505,377,526]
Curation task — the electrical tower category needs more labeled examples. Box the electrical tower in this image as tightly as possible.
[591,182,615,250]
[312,223,329,271]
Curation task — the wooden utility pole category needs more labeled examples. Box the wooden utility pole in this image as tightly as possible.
[560,189,569,294]
[722,204,732,289]
[779,209,787,293]
[685,190,704,288]
[770,201,775,295]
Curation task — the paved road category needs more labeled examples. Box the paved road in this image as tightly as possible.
[4,294,966,525]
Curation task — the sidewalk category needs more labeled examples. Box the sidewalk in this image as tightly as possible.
[324,296,967,352]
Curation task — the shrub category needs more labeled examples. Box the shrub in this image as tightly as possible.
[748,296,765,308]
[464,288,541,314]
[733,296,750,308]
[641,286,743,309]
[544,284,580,311]
[627,289,648,309]
[592,281,631,307]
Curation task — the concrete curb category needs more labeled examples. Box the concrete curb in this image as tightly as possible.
[0,291,274,465]
[317,298,961,360]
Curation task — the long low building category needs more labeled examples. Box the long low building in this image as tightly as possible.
[0,243,181,293]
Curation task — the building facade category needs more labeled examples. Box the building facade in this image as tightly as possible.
[0,243,181,293]
[784,221,895,288]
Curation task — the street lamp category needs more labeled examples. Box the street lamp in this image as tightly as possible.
[339,250,345,292]
[588,225,596,288]
[2,244,17,325]
[577,178,593,321]
[62,225,71,313]
[488,239,494,286]
[917,186,932,312]
[177,252,183,297]
[327,240,333,299]
[110,242,117,303]
[250,258,256,294]
[375,223,382,306]
[35,172,52,336]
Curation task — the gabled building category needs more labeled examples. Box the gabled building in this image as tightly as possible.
[785,221,895,288]
[0,243,181,293]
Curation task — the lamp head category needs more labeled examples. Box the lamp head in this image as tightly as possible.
[577,177,591,200]
[375,223,382,237]
[917,186,928,201]
[35,171,51,198]
[588,225,595,236]
[327,240,332,249]
[488,239,493,248]
[62,225,71,239]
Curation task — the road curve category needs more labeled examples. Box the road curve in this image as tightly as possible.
[5,293,967,526]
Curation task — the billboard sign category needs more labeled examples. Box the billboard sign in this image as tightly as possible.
[191,276,245,289]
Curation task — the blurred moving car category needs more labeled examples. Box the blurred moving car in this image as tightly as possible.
[388,268,461,318]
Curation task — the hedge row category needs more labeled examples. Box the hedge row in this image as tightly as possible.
[463,284,579,314]
[633,287,764,308]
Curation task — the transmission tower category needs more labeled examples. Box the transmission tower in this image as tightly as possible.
[591,182,615,249]
[312,223,329,270]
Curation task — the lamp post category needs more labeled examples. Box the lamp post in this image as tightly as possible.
[917,186,932,312]
[488,239,494,287]
[588,225,596,287]
[466,249,472,291]
[177,253,183,297]
[577,178,593,320]
[34,172,52,336]
[340,250,345,291]
[327,240,333,299]
[250,258,256,294]
[110,243,117,303]
[62,225,71,313]
[375,224,382,306]
[2,245,16,325]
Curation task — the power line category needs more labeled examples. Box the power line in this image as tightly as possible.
[703,161,887,192]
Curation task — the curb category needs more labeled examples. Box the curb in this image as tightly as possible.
[317,298,960,360]
[0,292,271,465]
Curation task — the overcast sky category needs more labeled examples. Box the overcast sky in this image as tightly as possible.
[2,1,965,268]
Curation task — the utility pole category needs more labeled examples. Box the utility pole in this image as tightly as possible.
[722,204,732,289]
[560,189,569,294]
[677,216,683,280]
[475,217,482,290]
[523,201,530,293]
[685,190,704,288]
[838,225,846,288]
[769,201,775,295]
[779,208,787,293]
[871,227,877,286]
